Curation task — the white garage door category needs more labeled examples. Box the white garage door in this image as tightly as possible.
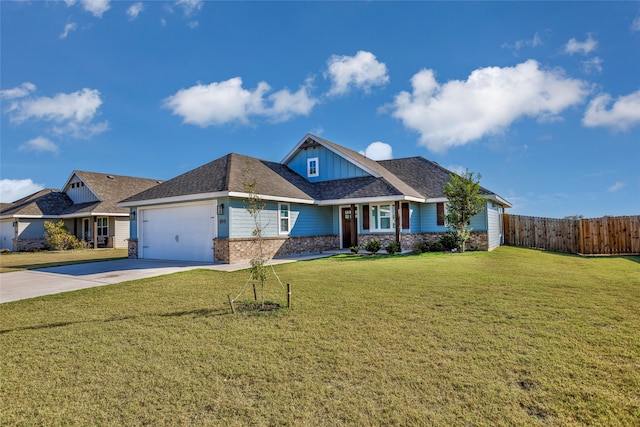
[1,220,14,250]
[140,202,216,262]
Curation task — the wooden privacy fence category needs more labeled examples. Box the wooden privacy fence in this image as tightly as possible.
[503,214,640,255]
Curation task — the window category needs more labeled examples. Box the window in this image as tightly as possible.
[279,203,290,234]
[97,217,108,237]
[307,157,319,177]
[370,204,394,231]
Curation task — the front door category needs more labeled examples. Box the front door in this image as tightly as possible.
[341,207,357,248]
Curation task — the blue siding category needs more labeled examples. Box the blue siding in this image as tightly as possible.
[216,197,231,238]
[289,204,333,236]
[229,199,333,238]
[286,145,370,182]
[408,202,420,232]
[130,208,137,239]
[419,202,488,233]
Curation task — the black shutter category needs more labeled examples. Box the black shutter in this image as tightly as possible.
[437,202,445,226]
[362,205,370,230]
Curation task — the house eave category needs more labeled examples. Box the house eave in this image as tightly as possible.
[484,194,512,208]
[118,191,230,208]
[227,192,315,205]
[316,195,424,206]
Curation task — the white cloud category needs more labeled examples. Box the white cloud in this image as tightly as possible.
[359,141,393,160]
[390,59,589,152]
[81,0,110,17]
[0,179,45,203]
[583,89,640,131]
[564,35,598,55]
[607,182,625,192]
[127,2,144,20]
[502,32,543,53]
[66,0,110,17]
[176,0,203,16]
[19,137,59,154]
[326,51,389,96]
[631,16,640,32]
[3,84,108,139]
[164,77,318,126]
[581,56,603,74]
[59,22,77,39]
[267,80,318,122]
[0,82,35,100]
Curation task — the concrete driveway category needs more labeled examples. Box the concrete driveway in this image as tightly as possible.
[0,253,334,304]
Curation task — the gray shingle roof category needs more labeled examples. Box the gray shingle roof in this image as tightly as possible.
[378,157,491,199]
[67,171,162,214]
[121,154,316,204]
[121,135,504,205]
[0,189,73,217]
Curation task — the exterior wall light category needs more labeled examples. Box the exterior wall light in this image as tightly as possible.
[217,204,225,216]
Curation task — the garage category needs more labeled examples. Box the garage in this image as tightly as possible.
[1,220,15,250]
[139,202,216,262]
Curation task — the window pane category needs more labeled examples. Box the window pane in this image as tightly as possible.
[381,217,390,229]
[280,218,289,232]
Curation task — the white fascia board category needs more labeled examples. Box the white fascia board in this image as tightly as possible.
[316,195,424,206]
[484,194,512,208]
[60,212,130,219]
[1,214,58,219]
[281,134,381,178]
[227,192,314,205]
[117,191,229,208]
[424,197,448,203]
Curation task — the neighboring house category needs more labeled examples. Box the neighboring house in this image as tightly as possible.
[119,134,511,264]
[0,171,161,251]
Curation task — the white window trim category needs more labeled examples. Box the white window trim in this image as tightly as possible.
[278,203,290,235]
[370,203,395,232]
[307,157,319,178]
[97,216,109,237]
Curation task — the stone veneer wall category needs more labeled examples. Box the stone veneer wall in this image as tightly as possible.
[215,235,339,264]
[358,231,489,252]
[127,238,138,259]
[15,238,46,252]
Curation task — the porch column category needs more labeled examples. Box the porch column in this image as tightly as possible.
[350,204,356,246]
[93,217,98,249]
[394,201,401,247]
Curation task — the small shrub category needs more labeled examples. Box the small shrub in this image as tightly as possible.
[439,233,459,251]
[386,241,401,255]
[350,245,360,254]
[44,220,85,251]
[363,239,382,254]
[430,241,445,252]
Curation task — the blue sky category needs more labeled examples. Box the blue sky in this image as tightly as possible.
[1,1,639,218]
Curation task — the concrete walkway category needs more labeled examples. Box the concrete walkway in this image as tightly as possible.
[0,253,337,304]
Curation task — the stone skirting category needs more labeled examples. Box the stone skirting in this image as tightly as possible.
[127,238,138,259]
[214,235,339,264]
[15,238,46,252]
[358,231,489,252]
[400,231,489,252]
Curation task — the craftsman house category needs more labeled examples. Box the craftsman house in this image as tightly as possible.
[119,134,511,263]
[0,171,161,251]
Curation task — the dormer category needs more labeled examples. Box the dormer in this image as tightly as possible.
[282,134,373,182]
[62,172,100,204]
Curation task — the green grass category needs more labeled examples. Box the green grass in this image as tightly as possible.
[0,248,128,273]
[1,247,638,426]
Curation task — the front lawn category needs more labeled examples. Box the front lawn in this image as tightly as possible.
[0,248,128,273]
[1,247,638,426]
